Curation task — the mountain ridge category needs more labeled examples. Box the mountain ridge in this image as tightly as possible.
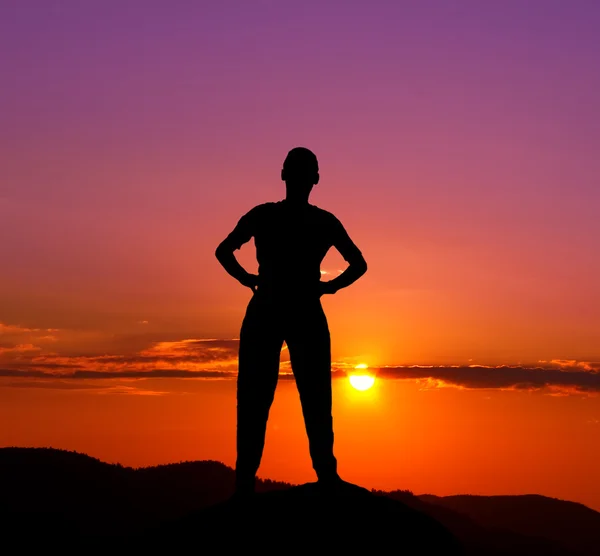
[1,447,598,555]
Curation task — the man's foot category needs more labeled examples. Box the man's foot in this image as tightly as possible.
[316,473,346,494]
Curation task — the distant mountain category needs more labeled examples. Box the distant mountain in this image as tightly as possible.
[1,447,598,555]
[420,494,600,556]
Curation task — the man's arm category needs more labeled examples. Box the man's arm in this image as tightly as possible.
[320,216,367,295]
[215,208,260,292]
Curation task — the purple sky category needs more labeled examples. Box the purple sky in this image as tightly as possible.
[1,0,599,363]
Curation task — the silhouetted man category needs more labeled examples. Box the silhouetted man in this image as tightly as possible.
[216,147,367,495]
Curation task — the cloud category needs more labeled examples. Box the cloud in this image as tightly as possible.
[0,321,112,353]
[0,323,40,335]
[0,323,243,393]
[7,360,597,397]
[0,343,41,355]
[373,364,600,394]
[3,378,171,395]
[0,323,60,338]
[0,368,236,379]
[540,359,600,372]
[0,334,241,378]
[139,338,239,362]
[2,320,598,396]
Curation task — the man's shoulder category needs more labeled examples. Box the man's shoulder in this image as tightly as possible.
[246,202,342,227]
[244,202,277,217]
[249,202,274,210]
[309,204,342,226]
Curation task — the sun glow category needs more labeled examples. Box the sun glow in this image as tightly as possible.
[349,374,375,391]
[349,364,375,391]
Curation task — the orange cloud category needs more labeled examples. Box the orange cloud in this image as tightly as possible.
[0,334,240,381]
[2,321,598,396]
[541,359,600,372]
[0,343,41,355]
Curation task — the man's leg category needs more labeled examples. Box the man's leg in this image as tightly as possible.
[286,301,338,482]
[236,296,284,494]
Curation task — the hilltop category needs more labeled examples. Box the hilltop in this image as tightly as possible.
[1,447,598,555]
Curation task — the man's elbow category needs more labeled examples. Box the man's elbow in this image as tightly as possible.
[215,242,230,262]
[353,255,367,276]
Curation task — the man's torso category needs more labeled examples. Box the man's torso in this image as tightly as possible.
[252,201,338,297]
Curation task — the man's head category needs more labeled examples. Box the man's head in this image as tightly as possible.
[281,147,320,194]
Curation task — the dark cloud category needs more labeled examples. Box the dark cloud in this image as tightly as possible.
[24,361,83,370]
[72,369,235,379]
[2,330,599,398]
[0,369,49,378]
[374,365,600,393]
[0,368,236,380]
[5,364,598,394]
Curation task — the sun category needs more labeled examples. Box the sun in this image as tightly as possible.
[349,374,375,391]
[348,364,375,391]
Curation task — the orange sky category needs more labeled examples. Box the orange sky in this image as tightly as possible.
[1,321,599,510]
[2,370,599,511]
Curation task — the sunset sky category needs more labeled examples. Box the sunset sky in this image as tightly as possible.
[1,1,599,510]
